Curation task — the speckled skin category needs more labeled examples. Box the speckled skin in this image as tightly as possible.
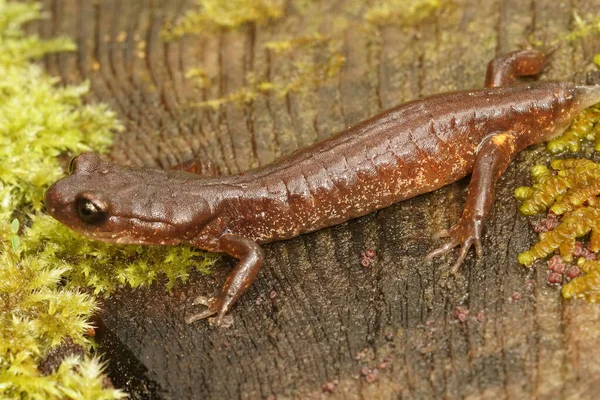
[45,50,600,326]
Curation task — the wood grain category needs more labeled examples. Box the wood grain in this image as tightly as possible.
[34,0,600,398]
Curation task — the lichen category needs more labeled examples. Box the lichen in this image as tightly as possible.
[193,51,345,109]
[163,0,284,40]
[168,0,448,110]
[529,13,600,48]
[363,0,443,27]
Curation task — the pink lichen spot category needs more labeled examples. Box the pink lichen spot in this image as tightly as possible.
[476,311,486,322]
[364,371,379,384]
[532,211,560,233]
[548,272,563,285]
[566,265,582,279]
[573,241,597,260]
[322,381,336,393]
[360,257,371,268]
[453,306,469,322]
[547,255,566,274]
[511,292,521,302]
[365,249,376,259]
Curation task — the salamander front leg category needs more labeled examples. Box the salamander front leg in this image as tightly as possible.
[186,234,264,327]
[426,132,519,273]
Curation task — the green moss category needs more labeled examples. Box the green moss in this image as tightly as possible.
[0,1,123,397]
[163,0,284,39]
[23,214,217,295]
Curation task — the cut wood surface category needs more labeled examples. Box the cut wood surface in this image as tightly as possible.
[33,0,600,398]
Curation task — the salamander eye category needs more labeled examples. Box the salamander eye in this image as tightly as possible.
[68,156,76,175]
[75,193,109,225]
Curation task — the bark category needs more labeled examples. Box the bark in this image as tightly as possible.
[35,0,600,398]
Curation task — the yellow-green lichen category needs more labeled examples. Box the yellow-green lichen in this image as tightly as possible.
[163,0,284,40]
[194,51,345,109]
[529,13,600,48]
[363,0,444,27]
[264,33,328,54]
[562,13,600,44]
[185,67,211,89]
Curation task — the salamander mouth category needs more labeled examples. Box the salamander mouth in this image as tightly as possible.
[66,216,183,246]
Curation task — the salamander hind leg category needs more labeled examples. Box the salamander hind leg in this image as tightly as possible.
[485,45,559,88]
[186,234,264,327]
[426,132,519,274]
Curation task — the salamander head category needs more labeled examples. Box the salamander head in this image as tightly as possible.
[44,153,213,245]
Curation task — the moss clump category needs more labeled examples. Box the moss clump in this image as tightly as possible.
[0,244,124,399]
[516,159,600,265]
[515,158,600,304]
[163,0,284,39]
[23,214,218,295]
[0,1,120,398]
[364,0,444,27]
[562,258,600,302]
[546,104,600,153]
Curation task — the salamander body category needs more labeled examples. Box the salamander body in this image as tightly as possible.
[45,49,600,325]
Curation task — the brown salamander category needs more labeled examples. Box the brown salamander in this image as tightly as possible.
[45,50,600,326]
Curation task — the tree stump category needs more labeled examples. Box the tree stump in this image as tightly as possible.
[34,0,600,398]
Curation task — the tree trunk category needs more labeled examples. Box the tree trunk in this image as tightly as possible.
[35,0,600,398]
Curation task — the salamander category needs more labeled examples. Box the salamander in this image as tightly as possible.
[44,49,600,326]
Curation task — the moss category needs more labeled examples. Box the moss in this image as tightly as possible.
[23,214,217,296]
[562,258,600,302]
[515,156,600,304]
[163,0,284,39]
[516,159,600,264]
[0,1,128,398]
[546,104,600,153]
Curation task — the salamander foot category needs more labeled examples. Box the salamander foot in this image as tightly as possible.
[425,218,483,274]
[185,295,234,328]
